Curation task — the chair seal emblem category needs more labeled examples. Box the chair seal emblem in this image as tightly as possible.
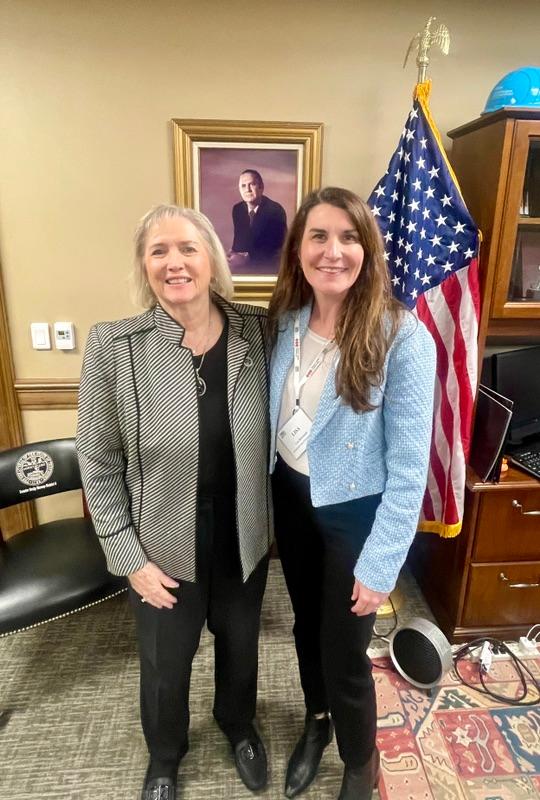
[15,451,54,486]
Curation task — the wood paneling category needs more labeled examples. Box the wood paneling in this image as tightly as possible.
[0,268,35,536]
[15,379,78,410]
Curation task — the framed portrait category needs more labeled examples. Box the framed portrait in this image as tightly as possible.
[172,119,323,300]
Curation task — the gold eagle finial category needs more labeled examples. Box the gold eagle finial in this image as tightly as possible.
[404,16,450,83]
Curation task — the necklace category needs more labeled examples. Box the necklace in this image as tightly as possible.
[192,315,212,397]
[194,351,207,397]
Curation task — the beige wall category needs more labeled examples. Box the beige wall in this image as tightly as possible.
[1,0,539,452]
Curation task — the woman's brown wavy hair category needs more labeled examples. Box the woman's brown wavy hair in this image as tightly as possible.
[268,186,404,412]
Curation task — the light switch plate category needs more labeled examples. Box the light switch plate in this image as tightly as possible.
[30,322,51,350]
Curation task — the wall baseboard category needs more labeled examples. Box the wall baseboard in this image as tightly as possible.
[16,379,79,410]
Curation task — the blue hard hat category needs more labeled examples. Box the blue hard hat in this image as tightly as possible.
[483,66,540,114]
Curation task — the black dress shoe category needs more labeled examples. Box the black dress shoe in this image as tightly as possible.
[337,748,380,800]
[141,776,176,800]
[233,733,268,792]
[284,712,334,798]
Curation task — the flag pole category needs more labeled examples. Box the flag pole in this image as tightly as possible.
[403,16,450,85]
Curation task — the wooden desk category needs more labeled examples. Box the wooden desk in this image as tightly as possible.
[408,465,540,643]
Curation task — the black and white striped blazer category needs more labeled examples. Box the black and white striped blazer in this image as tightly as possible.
[76,294,273,583]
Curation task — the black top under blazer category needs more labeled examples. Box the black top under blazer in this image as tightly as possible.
[76,295,273,583]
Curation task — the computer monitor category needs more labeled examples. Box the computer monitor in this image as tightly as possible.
[492,345,540,444]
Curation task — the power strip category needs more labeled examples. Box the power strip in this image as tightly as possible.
[519,636,539,656]
[462,640,539,664]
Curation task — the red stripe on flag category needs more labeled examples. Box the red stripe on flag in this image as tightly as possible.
[421,483,436,520]
[468,257,481,319]
[416,291,460,526]
[440,274,475,459]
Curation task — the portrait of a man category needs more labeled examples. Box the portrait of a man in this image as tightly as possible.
[228,170,288,273]
[172,118,323,294]
[196,146,299,278]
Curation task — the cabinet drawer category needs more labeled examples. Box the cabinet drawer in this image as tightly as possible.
[462,562,540,626]
[473,489,540,561]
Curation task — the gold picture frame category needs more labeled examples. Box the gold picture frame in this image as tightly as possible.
[172,119,323,301]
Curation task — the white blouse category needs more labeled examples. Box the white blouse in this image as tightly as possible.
[276,328,337,476]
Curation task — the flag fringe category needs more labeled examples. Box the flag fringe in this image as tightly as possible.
[417,519,462,538]
[414,81,467,207]
[414,82,482,245]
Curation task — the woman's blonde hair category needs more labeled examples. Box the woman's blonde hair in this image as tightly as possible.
[133,204,234,308]
[268,187,404,412]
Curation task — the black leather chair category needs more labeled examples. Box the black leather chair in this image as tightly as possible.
[0,438,126,636]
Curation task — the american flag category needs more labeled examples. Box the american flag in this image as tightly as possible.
[367,82,481,537]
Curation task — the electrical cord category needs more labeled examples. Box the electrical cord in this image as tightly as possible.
[453,637,540,706]
[370,595,399,670]
[525,623,540,643]
[372,594,398,642]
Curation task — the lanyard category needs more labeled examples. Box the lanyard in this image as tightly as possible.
[293,313,336,412]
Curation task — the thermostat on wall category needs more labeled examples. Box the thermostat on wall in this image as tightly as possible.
[54,321,76,350]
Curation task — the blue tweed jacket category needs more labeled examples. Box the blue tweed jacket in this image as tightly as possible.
[269,304,436,593]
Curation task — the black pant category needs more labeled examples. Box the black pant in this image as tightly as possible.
[272,455,380,768]
[130,494,269,772]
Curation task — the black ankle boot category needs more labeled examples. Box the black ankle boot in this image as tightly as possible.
[337,748,380,800]
[284,712,333,798]
[141,761,177,800]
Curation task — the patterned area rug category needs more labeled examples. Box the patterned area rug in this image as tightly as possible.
[373,655,540,800]
[0,558,537,798]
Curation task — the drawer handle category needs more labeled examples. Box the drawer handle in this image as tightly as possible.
[499,572,540,589]
[511,499,540,516]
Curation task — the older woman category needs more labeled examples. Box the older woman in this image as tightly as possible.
[76,205,272,800]
[268,187,436,799]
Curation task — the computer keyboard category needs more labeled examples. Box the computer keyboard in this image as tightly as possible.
[509,448,540,480]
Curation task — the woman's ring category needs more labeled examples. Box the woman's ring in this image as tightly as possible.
[141,597,147,603]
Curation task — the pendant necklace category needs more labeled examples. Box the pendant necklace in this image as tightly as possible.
[193,316,212,397]
[194,352,207,397]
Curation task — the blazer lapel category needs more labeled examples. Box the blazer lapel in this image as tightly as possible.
[213,295,250,415]
[226,330,250,414]
[270,305,314,436]
[269,317,293,435]
[310,358,342,439]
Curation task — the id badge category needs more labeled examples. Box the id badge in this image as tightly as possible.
[277,408,312,459]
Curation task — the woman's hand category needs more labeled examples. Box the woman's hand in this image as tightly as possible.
[351,579,389,616]
[128,562,180,610]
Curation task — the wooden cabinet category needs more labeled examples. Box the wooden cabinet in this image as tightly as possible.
[448,109,540,341]
[409,466,540,642]
[473,489,540,562]
[463,564,540,628]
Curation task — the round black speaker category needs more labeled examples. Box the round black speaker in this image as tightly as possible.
[388,617,453,689]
